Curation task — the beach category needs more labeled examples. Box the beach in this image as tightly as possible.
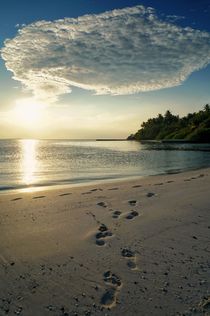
[0,168,210,316]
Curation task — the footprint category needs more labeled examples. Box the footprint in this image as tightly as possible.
[96,239,106,246]
[108,188,119,191]
[90,188,103,192]
[121,248,137,270]
[154,183,163,186]
[128,200,137,206]
[95,224,113,246]
[166,180,174,183]
[82,191,92,195]
[33,196,45,199]
[112,210,122,219]
[126,210,139,220]
[97,201,107,208]
[98,224,108,232]
[11,197,22,201]
[121,248,135,258]
[132,185,142,188]
[184,179,191,182]
[103,271,122,286]
[100,288,116,307]
[146,192,155,197]
[59,193,72,196]
[100,271,122,308]
[127,260,137,269]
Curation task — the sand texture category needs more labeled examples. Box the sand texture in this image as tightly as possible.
[0,169,210,316]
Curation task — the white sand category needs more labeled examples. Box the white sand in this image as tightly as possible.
[0,168,210,315]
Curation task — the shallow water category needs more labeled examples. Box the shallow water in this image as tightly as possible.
[0,139,210,191]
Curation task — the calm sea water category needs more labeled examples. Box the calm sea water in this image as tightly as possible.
[0,139,210,191]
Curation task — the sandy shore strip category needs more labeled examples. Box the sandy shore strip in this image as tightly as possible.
[0,168,210,316]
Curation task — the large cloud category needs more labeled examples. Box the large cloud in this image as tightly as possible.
[2,5,210,101]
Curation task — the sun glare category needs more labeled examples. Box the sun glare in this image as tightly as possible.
[21,139,37,186]
[12,98,44,128]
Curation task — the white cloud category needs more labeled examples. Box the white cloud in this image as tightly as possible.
[2,5,210,102]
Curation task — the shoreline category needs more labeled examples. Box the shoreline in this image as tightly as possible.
[0,167,210,315]
[1,165,210,196]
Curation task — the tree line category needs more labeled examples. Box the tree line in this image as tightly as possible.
[128,105,210,142]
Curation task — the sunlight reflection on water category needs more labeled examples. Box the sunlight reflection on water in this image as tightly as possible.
[20,139,38,187]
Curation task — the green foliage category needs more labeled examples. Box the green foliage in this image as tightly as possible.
[128,105,210,143]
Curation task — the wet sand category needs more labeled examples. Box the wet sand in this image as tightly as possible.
[0,168,210,315]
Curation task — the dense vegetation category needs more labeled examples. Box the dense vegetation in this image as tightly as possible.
[128,105,210,142]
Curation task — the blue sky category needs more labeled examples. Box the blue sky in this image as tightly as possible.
[0,0,210,138]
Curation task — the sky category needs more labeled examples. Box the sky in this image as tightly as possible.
[0,0,210,139]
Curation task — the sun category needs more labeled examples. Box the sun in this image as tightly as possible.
[12,98,44,128]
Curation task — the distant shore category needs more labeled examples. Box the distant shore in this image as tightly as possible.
[128,139,210,144]
[0,168,210,315]
[96,139,126,141]
[128,106,210,143]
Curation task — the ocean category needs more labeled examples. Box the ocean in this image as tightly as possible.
[0,139,210,191]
